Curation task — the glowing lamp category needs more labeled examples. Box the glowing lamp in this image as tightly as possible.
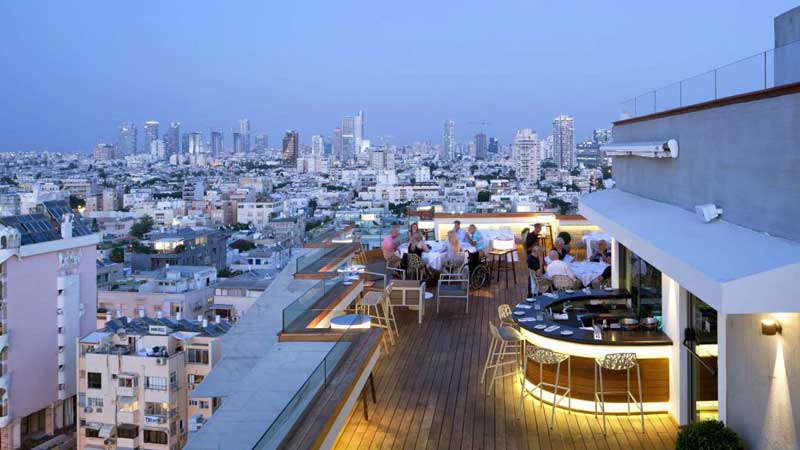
[417,220,435,231]
[761,319,782,336]
[360,213,376,221]
[492,239,515,251]
[331,314,371,330]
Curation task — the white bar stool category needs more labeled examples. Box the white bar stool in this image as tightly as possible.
[594,352,644,435]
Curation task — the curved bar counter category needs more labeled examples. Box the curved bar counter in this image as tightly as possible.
[513,289,672,413]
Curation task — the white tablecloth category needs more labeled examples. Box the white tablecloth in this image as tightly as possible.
[398,241,474,271]
[583,233,611,260]
[480,229,519,261]
[545,254,574,265]
[569,261,609,286]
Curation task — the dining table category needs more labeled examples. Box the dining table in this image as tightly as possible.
[568,260,609,286]
[397,240,476,271]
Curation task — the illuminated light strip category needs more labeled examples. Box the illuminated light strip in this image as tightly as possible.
[521,379,670,414]
[695,344,718,357]
[519,328,672,360]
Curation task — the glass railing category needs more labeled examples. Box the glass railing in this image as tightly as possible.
[282,279,340,331]
[251,328,355,450]
[294,248,328,273]
[620,38,800,119]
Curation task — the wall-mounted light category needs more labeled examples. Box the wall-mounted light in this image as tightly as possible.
[761,319,782,336]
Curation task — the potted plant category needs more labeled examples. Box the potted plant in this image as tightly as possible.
[676,420,743,450]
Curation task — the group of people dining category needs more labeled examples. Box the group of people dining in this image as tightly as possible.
[525,223,612,295]
[381,220,486,277]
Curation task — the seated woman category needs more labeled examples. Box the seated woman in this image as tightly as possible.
[590,240,613,287]
[408,232,430,256]
[552,237,569,261]
[442,230,466,272]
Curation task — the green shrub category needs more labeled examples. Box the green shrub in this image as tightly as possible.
[676,420,743,450]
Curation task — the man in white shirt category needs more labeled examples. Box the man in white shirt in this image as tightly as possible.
[545,250,579,283]
[451,220,467,243]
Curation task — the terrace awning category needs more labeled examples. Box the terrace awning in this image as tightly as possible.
[99,424,115,438]
[580,189,800,314]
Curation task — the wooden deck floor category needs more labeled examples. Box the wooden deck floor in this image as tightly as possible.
[333,260,678,450]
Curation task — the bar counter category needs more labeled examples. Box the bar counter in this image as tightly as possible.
[512,289,672,413]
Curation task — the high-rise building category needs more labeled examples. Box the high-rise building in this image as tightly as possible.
[513,129,541,181]
[593,128,612,145]
[117,122,137,155]
[181,133,190,156]
[254,134,268,151]
[474,133,488,160]
[143,121,160,156]
[210,131,223,157]
[488,137,499,154]
[150,139,166,159]
[166,122,181,157]
[188,132,204,155]
[332,128,343,161]
[282,130,299,166]
[354,111,365,154]
[311,135,324,156]
[443,120,456,160]
[341,116,355,161]
[552,115,575,169]
[94,143,116,161]
[239,119,251,153]
[232,132,244,154]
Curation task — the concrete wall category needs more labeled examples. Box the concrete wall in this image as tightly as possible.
[775,6,800,86]
[726,313,800,450]
[611,91,800,242]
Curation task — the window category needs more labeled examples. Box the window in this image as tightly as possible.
[87,397,103,408]
[85,427,99,438]
[87,372,102,389]
[199,400,209,409]
[170,371,178,389]
[144,376,167,391]
[143,429,168,445]
[145,402,167,416]
[189,400,198,406]
[187,348,209,364]
[117,425,138,439]
[118,377,135,388]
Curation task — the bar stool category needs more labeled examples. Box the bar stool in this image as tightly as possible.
[594,352,644,435]
[519,345,571,426]
[356,287,396,350]
[481,322,524,394]
[489,249,517,287]
[497,304,516,328]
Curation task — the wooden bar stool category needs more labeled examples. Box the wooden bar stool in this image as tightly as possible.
[594,352,644,435]
[519,346,571,427]
[356,287,396,350]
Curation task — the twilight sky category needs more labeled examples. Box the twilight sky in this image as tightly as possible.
[0,0,795,152]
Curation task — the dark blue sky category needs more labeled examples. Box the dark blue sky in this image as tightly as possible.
[0,1,795,151]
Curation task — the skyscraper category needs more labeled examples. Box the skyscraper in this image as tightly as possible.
[166,122,180,157]
[443,120,456,160]
[341,116,355,161]
[488,137,499,154]
[474,133,488,160]
[254,134,268,151]
[552,115,575,169]
[117,122,137,155]
[181,133,190,156]
[311,135,324,156]
[210,131,223,157]
[232,132,244,153]
[332,128,343,160]
[282,131,299,166]
[513,129,541,181]
[188,132,203,155]
[354,110,365,154]
[593,128,612,145]
[239,119,251,152]
[143,121,159,155]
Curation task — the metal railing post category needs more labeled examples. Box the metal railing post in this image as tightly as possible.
[634,97,637,117]
[764,51,768,89]
[653,90,657,112]
[679,81,683,106]
[714,69,718,99]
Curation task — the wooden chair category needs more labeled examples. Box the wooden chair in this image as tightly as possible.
[436,263,470,314]
[384,254,405,280]
[406,253,423,280]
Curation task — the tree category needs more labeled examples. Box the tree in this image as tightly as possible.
[129,215,154,239]
[477,190,492,202]
[173,244,185,254]
[109,246,124,263]
[229,239,256,252]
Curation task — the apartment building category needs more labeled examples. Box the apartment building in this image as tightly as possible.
[98,265,216,329]
[78,317,230,450]
[0,200,99,449]
[128,228,226,271]
[235,201,282,228]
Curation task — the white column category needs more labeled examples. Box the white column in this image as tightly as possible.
[611,238,620,289]
[661,273,690,425]
[717,312,727,423]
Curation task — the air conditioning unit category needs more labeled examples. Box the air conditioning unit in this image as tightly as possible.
[104,438,116,446]
[156,357,167,365]
[84,407,93,413]
[96,407,103,413]
[111,374,118,379]
[601,139,679,159]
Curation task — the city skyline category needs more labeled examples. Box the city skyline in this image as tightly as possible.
[0,1,794,152]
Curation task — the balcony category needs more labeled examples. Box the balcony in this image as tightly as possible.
[118,410,138,424]
[144,414,167,426]
[0,397,9,428]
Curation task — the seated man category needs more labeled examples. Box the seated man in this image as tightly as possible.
[382,228,403,274]
[590,240,611,264]
[466,224,485,273]
[527,245,550,296]
[544,249,580,288]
